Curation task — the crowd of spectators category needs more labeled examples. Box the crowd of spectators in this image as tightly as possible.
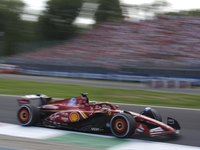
[12,15,200,69]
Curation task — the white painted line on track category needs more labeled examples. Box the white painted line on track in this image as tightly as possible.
[0,123,65,139]
[0,122,114,139]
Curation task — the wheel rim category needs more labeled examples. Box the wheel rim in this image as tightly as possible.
[19,109,29,122]
[114,118,126,133]
[110,115,131,138]
[18,106,32,125]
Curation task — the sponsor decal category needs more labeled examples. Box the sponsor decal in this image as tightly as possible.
[50,113,59,121]
[137,124,145,132]
[42,105,58,109]
[61,117,69,122]
[79,111,88,119]
[99,129,104,131]
[168,119,175,124]
[108,111,111,116]
[91,128,100,131]
[69,112,80,122]
[106,123,110,127]
[150,127,163,133]
[61,112,68,116]
[68,98,76,105]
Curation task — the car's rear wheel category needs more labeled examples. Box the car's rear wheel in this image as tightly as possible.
[140,107,162,122]
[110,113,136,138]
[17,104,40,126]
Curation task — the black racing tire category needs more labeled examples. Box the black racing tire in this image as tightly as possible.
[17,104,40,126]
[110,113,136,138]
[140,107,162,122]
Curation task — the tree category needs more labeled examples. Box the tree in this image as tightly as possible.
[94,0,124,22]
[0,0,25,56]
[123,0,169,19]
[164,9,200,16]
[37,0,83,40]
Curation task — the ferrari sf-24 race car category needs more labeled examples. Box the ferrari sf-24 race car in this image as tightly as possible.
[17,93,181,138]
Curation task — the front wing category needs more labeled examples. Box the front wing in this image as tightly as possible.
[135,117,180,136]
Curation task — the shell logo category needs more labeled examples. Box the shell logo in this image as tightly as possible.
[70,112,79,122]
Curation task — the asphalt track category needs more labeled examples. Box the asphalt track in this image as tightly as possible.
[0,74,200,149]
[0,134,101,150]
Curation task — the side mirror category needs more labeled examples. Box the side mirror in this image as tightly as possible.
[115,105,119,109]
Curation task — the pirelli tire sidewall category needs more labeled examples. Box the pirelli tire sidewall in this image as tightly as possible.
[150,108,162,122]
[17,104,40,126]
[110,113,136,138]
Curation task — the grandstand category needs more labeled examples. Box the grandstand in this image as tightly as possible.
[9,15,200,70]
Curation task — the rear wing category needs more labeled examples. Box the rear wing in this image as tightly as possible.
[17,94,52,106]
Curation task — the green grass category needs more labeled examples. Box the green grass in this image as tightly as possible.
[0,78,200,109]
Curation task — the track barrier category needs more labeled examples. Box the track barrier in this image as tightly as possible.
[144,80,192,88]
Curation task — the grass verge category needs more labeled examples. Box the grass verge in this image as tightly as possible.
[0,78,200,109]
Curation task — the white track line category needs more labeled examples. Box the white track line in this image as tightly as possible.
[0,122,200,150]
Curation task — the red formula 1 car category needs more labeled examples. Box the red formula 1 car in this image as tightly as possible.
[17,93,181,138]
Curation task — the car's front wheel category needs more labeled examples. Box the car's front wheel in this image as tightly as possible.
[17,104,40,126]
[110,113,136,138]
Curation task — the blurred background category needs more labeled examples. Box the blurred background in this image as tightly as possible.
[0,0,200,85]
